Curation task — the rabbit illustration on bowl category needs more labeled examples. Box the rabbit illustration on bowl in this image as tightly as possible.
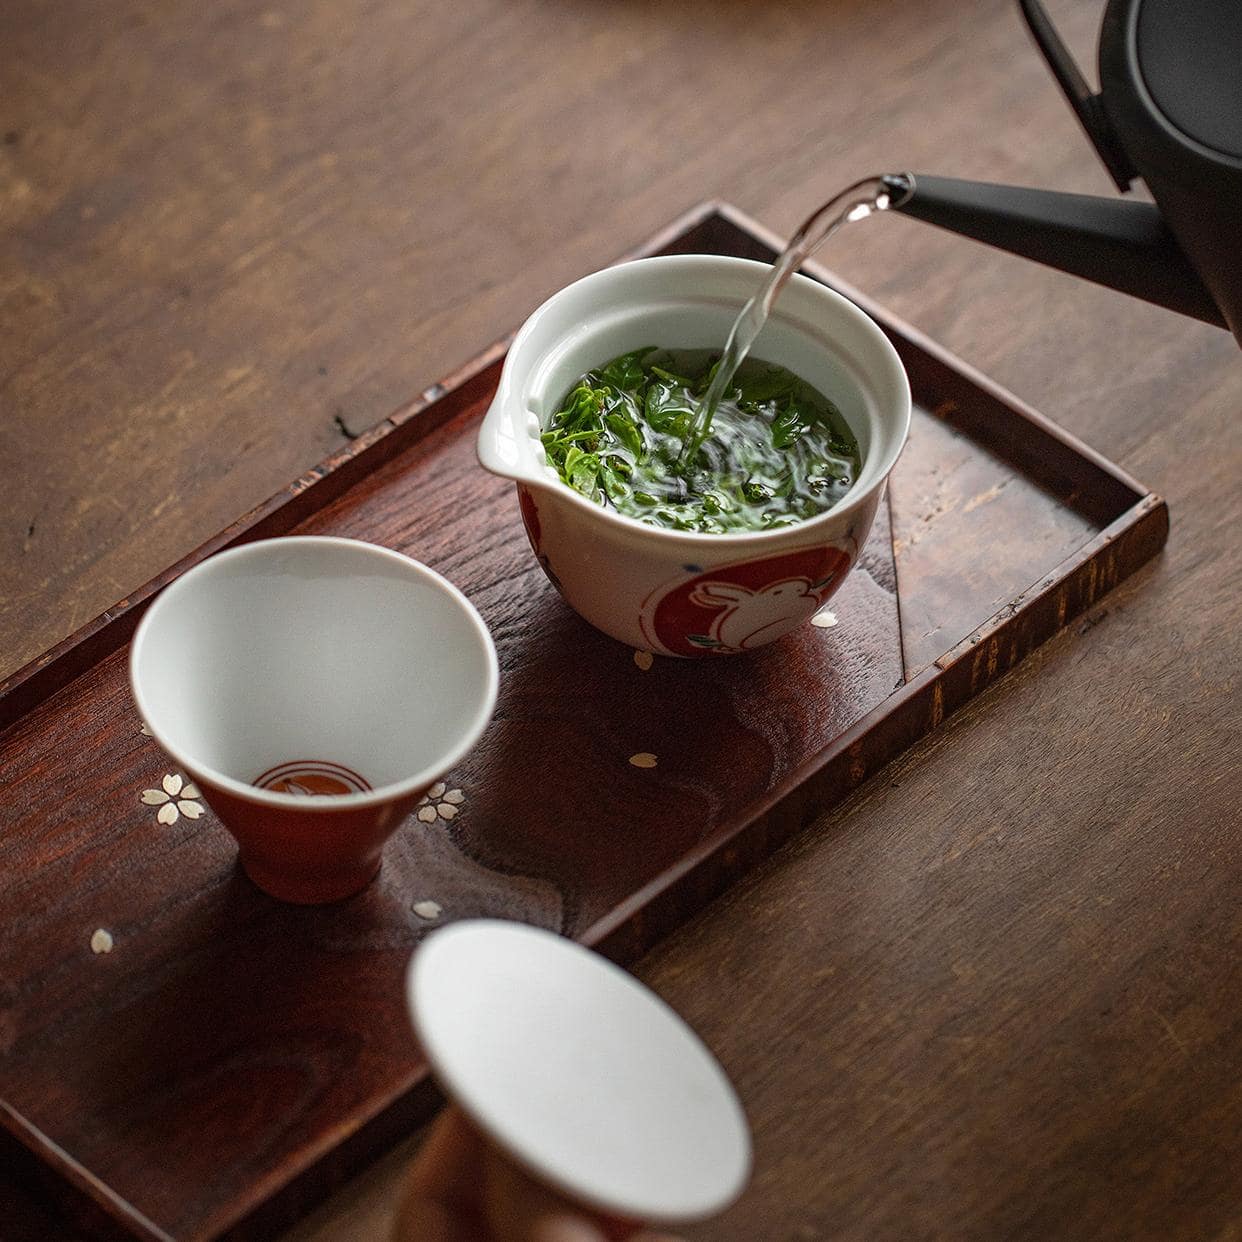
[688,578,821,652]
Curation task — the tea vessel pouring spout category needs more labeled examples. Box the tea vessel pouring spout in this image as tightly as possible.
[882,0,1242,345]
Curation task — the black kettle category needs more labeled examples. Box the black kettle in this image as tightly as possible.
[884,0,1242,344]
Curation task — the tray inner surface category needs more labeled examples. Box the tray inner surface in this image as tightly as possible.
[0,207,1161,1242]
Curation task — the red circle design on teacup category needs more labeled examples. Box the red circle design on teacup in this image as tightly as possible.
[639,545,854,657]
[253,760,373,797]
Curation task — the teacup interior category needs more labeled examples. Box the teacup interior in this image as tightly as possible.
[133,540,495,796]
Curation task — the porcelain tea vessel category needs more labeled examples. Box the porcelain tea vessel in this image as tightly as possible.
[129,536,498,903]
[477,255,911,656]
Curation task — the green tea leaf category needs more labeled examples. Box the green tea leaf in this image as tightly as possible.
[599,462,630,501]
[644,382,693,436]
[568,450,601,497]
[598,348,654,391]
[737,366,797,405]
[568,383,605,422]
[770,403,813,449]
[650,364,694,386]
[604,410,643,459]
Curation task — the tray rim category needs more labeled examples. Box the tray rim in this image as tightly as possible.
[0,201,1170,1241]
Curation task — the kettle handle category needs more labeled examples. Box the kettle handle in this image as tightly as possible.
[1018,0,1134,191]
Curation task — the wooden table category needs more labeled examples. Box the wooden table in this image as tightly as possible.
[3,1,1238,1238]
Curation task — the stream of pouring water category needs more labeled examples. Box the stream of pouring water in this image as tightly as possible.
[682,173,913,463]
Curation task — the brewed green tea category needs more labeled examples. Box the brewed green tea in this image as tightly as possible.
[542,347,861,534]
[541,176,914,534]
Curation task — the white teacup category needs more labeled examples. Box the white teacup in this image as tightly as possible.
[130,537,498,903]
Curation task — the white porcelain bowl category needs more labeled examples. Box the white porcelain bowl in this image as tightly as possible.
[478,255,910,656]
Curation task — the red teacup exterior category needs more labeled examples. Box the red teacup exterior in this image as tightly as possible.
[192,773,429,904]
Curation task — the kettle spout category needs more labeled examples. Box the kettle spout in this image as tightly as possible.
[885,174,1228,331]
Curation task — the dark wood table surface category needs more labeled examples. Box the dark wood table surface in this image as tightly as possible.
[3,0,1239,1238]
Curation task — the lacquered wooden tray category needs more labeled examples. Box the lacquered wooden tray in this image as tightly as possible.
[0,203,1168,1242]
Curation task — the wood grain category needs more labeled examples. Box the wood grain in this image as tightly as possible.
[2,0,1240,1239]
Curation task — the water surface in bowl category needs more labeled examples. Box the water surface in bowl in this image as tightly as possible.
[542,347,862,534]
